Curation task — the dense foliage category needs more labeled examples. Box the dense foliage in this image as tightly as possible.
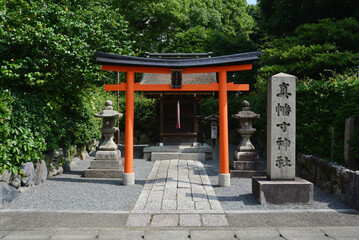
[116,0,254,53]
[258,0,359,35]
[116,93,157,143]
[1,0,359,174]
[255,18,359,91]
[242,71,359,164]
[0,0,132,173]
[0,89,46,174]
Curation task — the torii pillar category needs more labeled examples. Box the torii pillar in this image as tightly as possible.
[123,71,135,185]
[218,71,230,186]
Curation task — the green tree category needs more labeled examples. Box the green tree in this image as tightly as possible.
[255,19,359,91]
[0,0,133,172]
[115,0,254,53]
[258,0,359,35]
[1,0,133,89]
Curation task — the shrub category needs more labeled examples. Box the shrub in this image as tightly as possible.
[0,89,46,174]
[240,70,359,164]
[297,71,359,162]
[0,0,133,173]
[256,18,359,92]
[0,86,117,174]
[115,93,156,142]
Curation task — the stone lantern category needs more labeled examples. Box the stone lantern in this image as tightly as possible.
[85,100,124,178]
[230,101,266,178]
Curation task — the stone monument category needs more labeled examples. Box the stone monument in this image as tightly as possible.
[252,73,313,204]
[85,100,124,178]
[230,101,266,178]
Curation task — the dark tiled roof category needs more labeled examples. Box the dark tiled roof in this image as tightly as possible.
[145,52,212,59]
[94,51,262,68]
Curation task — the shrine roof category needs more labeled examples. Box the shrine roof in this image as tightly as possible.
[145,52,213,59]
[94,51,262,68]
[141,52,216,85]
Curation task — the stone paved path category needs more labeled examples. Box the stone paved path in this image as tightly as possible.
[126,160,228,227]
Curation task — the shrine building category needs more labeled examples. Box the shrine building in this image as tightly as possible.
[141,52,215,145]
[94,51,261,187]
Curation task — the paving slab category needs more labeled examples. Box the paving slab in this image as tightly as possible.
[226,212,359,228]
[321,227,359,240]
[145,230,190,240]
[49,230,99,240]
[165,182,178,189]
[163,188,177,200]
[192,194,209,202]
[178,182,191,188]
[235,229,283,240]
[177,188,192,198]
[0,212,129,230]
[195,201,211,210]
[202,214,229,227]
[0,231,9,238]
[152,185,165,191]
[177,201,195,210]
[132,191,150,211]
[190,230,236,240]
[209,200,224,212]
[162,200,177,210]
[145,202,162,211]
[278,228,330,240]
[2,231,53,240]
[125,214,151,227]
[98,230,144,240]
[179,214,202,227]
[150,215,179,227]
[148,190,164,202]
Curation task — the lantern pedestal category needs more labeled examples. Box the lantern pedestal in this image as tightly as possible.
[230,140,266,178]
[85,150,123,178]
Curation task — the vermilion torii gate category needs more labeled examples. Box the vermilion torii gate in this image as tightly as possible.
[95,51,261,186]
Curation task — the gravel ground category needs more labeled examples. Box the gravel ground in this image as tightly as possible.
[203,144,350,211]
[1,145,350,212]
[1,155,153,212]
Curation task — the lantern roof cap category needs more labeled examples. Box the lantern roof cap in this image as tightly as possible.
[233,101,260,119]
[94,100,122,118]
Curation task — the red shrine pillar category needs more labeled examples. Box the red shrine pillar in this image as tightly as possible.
[123,71,135,185]
[218,71,230,187]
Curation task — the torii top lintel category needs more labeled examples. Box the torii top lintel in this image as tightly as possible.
[94,51,262,92]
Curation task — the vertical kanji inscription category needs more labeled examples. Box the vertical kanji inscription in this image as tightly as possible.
[267,73,296,180]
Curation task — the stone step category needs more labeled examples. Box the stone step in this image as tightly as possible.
[143,144,213,161]
[90,160,122,169]
[151,152,205,161]
[230,160,264,171]
[230,170,267,178]
[84,169,123,178]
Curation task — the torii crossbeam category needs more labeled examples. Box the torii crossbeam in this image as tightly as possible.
[95,51,262,186]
